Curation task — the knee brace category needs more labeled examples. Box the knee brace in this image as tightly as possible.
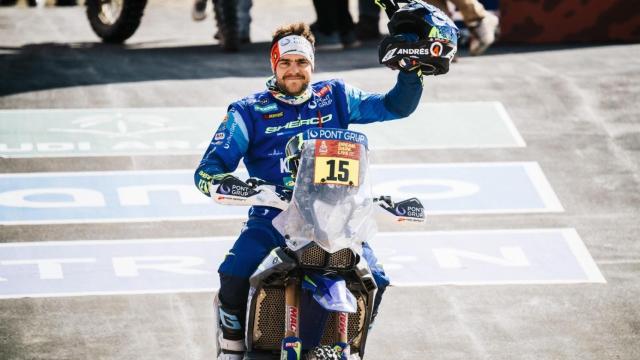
[217,304,245,341]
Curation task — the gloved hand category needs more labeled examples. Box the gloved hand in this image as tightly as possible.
[247,177,293,202]
[196,171,236,196]
[245,177,268,188]
[398,57,421,72]
[253,184,291,210]
[378,33,422,73]
[212,173,236,184]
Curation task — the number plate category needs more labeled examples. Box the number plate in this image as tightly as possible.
[313,140,360,186]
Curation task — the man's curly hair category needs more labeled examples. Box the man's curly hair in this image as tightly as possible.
[271,22,315,49]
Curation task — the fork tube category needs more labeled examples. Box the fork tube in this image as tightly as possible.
[282,276,302,360]
[284,276,300,338]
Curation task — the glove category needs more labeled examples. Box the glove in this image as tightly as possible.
[247,177,293,202]
[398,57,421,72]
[245,177,268,188]
[378,33,422,73]
[196,171,235,196]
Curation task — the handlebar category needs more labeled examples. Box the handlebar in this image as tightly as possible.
[212,176,425,222]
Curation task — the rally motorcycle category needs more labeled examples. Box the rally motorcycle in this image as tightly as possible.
[212,128,425,360]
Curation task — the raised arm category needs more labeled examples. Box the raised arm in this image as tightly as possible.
[345,70,423,124]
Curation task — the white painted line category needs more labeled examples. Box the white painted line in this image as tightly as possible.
[0,288,216,300]
[0,229,604,299]
[0,237,235,248]
[390,279,605,287]
[374,161,530,169]
[523,162,565,212]
[0,107,219,115]
[596,260,640,265]
[0,168,246,178]
[384,228,607,286]
[494,101,527,147]
[1,102,525,158]
[0,162,563,224]
[562,228,606,283]
[366,101,527,150]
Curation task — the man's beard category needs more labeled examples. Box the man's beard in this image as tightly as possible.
[276,77,310,96]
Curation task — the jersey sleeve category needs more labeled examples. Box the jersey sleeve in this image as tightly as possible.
[194,105,251,196]
[346,70,423,124]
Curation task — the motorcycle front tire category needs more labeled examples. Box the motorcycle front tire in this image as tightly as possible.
[86,0,148,43]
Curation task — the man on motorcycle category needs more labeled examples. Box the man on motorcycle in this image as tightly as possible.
[195,5,457,358]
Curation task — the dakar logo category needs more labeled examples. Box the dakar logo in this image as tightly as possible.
[319,140,328,154]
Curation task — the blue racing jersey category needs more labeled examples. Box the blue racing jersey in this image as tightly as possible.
[195,71,423,197]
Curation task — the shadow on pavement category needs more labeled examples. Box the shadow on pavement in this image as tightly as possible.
[0,40,382,96]
[0,39,619,96]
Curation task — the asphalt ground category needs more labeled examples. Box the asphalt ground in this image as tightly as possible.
[1,1,640,359]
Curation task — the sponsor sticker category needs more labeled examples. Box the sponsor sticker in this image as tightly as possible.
[262,111,284,120]
[430,42,443,56]
[305,128,368,148]
[316,85,331,97]
[313,140,363,186]
[264,114,332,134]
[287,305,299,332]
[253,103,278,113]
[316,95,332,108]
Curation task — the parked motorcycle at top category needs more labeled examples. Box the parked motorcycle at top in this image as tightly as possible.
[83,0,421,45]
[85,0,148,43]
[212,128,425,360]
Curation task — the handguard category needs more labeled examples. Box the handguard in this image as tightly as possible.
[374,196,426,222]
[213,176,291,210]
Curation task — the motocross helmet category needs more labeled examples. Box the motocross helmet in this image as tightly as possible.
[378,0,459,75]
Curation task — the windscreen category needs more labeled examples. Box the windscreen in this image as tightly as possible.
[272,129,377,254]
